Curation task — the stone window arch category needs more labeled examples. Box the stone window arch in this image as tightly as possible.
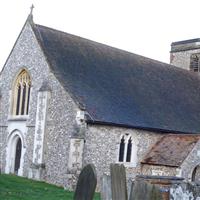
[118,135,133,163]
[119,136,125,162]
[12,69,31,115]
[126,137,132,162]
[192,165,200,182]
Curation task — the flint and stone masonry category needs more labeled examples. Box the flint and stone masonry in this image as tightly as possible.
[1,16,200,190]
[170,38,200,69]
[0,21,80,188]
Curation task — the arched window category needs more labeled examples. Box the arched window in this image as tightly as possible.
[119,136,125,162]
[118,135,133,163]
[126,137,132,162]
[12,70,31,116]
[192,165,200,182]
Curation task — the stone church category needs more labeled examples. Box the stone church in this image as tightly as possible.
[1,13,200,189]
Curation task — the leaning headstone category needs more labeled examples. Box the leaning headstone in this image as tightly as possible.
[73,164,97,200]
[129,180,163,200]
[110,164,128,200]
[100,174,112,200]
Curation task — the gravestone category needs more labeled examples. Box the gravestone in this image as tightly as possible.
[129,180,163,200]
[100,174,112,200]
[170,182,200,199]
[110,164,128,200]
[73,164,97,200]
[127,178,133,200]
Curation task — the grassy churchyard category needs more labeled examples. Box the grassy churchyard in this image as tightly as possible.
[0,174,101,200]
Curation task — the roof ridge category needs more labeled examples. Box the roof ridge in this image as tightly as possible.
[35,25,167,61]
[34,24,199,75]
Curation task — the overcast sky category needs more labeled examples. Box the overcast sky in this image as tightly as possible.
[0,0,200,71]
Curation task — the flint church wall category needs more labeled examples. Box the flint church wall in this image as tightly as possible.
[0,21,80,188]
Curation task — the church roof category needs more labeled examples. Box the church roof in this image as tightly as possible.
[141,135,200,167]
[32,23,200,134]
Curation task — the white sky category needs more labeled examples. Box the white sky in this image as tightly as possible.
[0,0,200,71]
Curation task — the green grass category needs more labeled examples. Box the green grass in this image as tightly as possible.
[0,174,101,200]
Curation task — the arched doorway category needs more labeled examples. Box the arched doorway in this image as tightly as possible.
[5,131,25,176]
[192,165,200,182]
[14,138,22,174]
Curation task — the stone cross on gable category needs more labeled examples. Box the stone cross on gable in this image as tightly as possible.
[30,4,34,15]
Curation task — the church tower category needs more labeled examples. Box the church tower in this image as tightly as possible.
[170,38,200,73]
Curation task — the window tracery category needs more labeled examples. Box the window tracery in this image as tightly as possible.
[12,70,31,115]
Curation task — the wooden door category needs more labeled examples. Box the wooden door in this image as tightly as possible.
[14,138,22,174]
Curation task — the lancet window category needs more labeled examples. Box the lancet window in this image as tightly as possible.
[118,135,132,163]
[12,70,31,115]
